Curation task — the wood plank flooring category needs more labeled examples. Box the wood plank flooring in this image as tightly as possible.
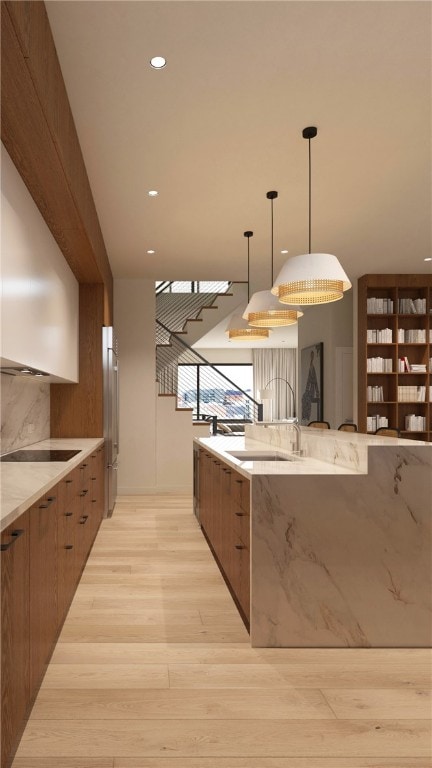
[12,494,432,768]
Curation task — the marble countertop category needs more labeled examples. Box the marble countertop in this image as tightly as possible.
[194,435,362,479]
[1,437,104,531]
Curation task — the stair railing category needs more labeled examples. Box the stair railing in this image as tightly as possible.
[156,281,231,295]
[156,319,263,424]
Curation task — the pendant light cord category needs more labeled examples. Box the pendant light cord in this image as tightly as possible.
[244,231,253,302]
[266,191,278,285]
[308,136,312,254]
[302,126,317,254]
[271,196,274,284]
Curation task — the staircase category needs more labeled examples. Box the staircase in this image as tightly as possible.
[156,280,248,346]
[155,282,262,429]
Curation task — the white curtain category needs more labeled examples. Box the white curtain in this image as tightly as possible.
[253,348,297,420]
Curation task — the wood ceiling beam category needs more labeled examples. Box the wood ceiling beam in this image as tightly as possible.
[1,1,113,324]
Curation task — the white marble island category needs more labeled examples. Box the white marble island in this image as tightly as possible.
[195,426,431,648]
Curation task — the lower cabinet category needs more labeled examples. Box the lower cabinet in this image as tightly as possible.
[29,490,58,697]
[1,445,104,768]
[198,448,250,625]
[1,511,30,768]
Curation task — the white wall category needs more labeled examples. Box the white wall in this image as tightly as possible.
[297,292,354,429]
[194,348,252,364]
[115,287,257,497]
[115,279,158,493]
[1,145,78,382]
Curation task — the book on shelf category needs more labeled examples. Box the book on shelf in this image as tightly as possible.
[398,356,411,372]
[404,414,426,432]
[367,328,393,343]
[398,297,426,314]
[367,297,394,314]
[397,385,426,402]
[367,415,388,432]
[366,357,393,373]
[367,385,384,402]
[410,364,427,373]
[397,328,426,343]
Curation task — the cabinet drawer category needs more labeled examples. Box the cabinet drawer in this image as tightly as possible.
[29,490,58,697]
[232,537,250,623]
[232,471,250,513]
[233,504,250,548]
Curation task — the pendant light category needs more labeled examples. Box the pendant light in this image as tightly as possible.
[272,127,351,305]
[226,232,270,341]
[243,192,303,327]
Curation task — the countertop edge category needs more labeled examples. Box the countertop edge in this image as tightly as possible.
[193,436,363,478]
[1,438,104,532]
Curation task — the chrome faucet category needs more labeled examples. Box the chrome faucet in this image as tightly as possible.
[259,417,302,456]
[288,418,302,456]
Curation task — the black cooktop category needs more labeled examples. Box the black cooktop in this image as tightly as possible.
[1,449,82,462]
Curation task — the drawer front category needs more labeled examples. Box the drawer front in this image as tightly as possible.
[232,471,250,513]
[233,504,250,548]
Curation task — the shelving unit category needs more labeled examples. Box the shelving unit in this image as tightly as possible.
[358,274,432,441]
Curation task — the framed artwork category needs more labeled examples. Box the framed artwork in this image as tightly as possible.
[300,342,324,425]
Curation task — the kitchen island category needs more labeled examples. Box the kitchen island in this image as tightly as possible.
[194,426,431,648]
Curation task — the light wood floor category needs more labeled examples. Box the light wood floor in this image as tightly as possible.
[13,495,432,768]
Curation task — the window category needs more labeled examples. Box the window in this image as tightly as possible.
[178,364,253,420]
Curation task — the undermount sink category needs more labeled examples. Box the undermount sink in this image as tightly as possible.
[227,450,296,462]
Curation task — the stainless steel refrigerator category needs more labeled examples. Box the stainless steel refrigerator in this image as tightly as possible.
[102,326,119,517]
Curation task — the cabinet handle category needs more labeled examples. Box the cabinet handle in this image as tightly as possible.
[91,499,97,503]
[235,512,246,517]
[1,529,24,551]
[79,515,89,525]
[39,496,55,508]
[235,480,243,484]
[80,489,89,497]
[91,476,97,480]
[64,512,73,517]
[235,544,246,550]
[65,479,73,484]
[64,545,73,550]
[81,463,88,469]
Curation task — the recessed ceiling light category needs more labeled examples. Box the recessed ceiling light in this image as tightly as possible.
[148,190,159,197]
[424,257,432,262]
[150,56,166,69]
[147,250,155,255]
[281,249,289,254]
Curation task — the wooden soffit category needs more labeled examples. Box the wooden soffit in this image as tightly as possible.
[1,1,113,322]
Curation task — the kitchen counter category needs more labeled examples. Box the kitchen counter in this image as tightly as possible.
[194,434,362,477]
[1,437,104,531]
[194,427,432,648]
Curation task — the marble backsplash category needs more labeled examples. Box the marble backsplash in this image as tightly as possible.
[0,374,50,454]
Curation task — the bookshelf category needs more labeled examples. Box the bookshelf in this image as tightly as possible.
[358,274,432,441]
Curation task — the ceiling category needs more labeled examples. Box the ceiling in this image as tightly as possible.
[46,1,431,293]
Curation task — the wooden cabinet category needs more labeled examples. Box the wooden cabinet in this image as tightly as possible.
[358,274,432,440]
[197,449,250,626]
[1,511,30,768]
[1,444,104,768]
[29,490,58,697]
[57,466,81,626]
